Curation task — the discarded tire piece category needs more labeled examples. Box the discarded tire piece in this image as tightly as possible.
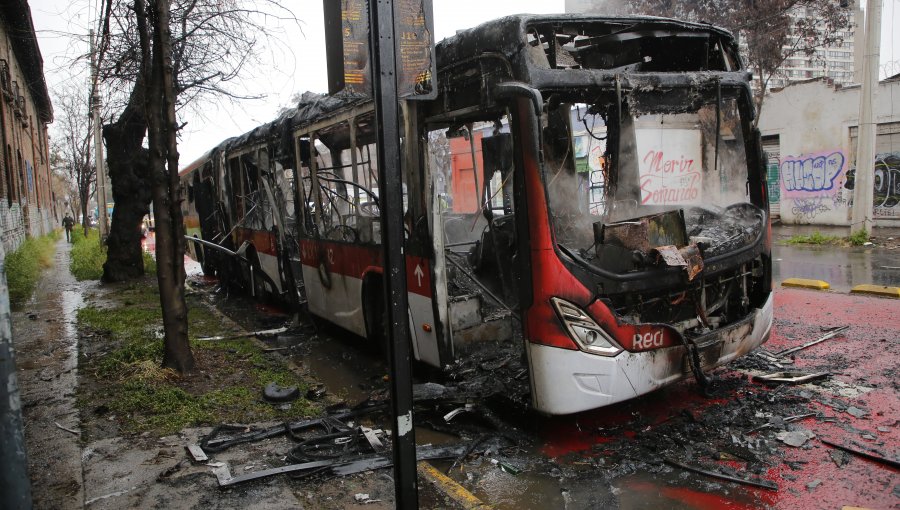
[263,382,300,402]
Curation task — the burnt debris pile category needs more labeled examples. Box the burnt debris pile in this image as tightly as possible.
[684,204,764,257]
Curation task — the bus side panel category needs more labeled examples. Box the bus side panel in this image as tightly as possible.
[406,255,439,367]
[302,263,367,336]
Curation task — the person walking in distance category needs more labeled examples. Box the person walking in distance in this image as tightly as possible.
[62,214,74,243]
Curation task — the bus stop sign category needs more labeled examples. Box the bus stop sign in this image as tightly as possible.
[393,0,437,99]
[324,0,436,100]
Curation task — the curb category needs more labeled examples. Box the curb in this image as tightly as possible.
[781,278,830,290]
[850,284,900,299]
[418,462,492,509]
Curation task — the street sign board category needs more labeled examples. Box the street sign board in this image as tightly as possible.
[324,0,436,100]
[324,0,372,96]
[393,0,437,100]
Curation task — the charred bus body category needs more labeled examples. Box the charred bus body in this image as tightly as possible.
[181,15,772,415]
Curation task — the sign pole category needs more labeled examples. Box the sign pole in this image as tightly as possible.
[368,0,419,507]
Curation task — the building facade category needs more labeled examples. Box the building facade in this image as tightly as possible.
[758,77,900,226]
[0,1,54,254]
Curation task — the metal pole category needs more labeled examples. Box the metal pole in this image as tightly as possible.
[368,0,419,507]
[851,0,881,233]
[0,242,34,509]
[90,30,109,241]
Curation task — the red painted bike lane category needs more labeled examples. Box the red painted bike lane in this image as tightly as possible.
[531,288,899,509]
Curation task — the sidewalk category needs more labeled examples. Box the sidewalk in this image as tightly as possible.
[12,239,85,508]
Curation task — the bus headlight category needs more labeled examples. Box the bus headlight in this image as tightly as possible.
[550,297,622,357]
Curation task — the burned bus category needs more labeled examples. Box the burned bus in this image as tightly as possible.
[181,15,773,415]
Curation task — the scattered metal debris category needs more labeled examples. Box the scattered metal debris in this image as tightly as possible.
[845,406,868,418]
[54,422,79,436]
[186,444,209,462]
[819,438,900,469]
[216,444,476,487]
[753,371,830,385]
[829,449,850,468]
[776,429,816,447]
[663,458,778,490]
[774,326,849,357]
[196,326,289,342]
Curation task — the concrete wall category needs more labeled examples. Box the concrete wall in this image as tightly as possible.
[758,78,900,227]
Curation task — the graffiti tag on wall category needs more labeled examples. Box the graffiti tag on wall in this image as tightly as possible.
[781,150,845,198]
[874,153,900,218]
[843,152,900,218]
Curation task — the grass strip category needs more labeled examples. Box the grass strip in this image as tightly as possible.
[6,231,59,306]
[77,278,316,435]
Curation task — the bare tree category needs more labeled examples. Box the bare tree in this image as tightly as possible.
[134,0,194,372]
[617,0,851,122]
[50,86,96,235]
[98,0,297,283]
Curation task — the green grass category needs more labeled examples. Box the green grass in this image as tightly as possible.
[77,278,316,435]
[783,229,873,247]
[70,229,105,280]
[849,228,869,246]
[5,232,59,306]
[784,231,842,246]
[70,228,157,280]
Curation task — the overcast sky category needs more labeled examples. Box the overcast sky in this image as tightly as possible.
[31,0,900,164]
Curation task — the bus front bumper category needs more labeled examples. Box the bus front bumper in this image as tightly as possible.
[526,293,774,415]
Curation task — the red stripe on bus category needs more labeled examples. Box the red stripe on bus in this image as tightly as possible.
[298,239,432,297]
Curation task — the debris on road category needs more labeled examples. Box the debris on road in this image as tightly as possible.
[774,326,849,357]
[196,326,290,342]
[819,438,900,469]
[776,428,816,447]
[185,444,209,462]
[663,458,778,490]
[753,371,830,385]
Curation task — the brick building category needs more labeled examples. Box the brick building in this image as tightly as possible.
[0,0,54,254]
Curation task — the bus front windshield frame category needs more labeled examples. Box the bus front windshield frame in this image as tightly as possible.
[541,85,765,271]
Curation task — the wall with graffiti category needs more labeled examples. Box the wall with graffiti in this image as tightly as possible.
[843,152,900,220]
[758,77,900,226]
[777,149,853,224]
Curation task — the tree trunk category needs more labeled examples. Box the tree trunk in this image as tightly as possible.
[102,80,152,282]
[138,0,194,373]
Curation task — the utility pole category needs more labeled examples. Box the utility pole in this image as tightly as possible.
[90,30,109,240]
[851,0,881,233]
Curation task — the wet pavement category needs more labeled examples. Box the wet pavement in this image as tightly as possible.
[773,244,900,292]
[12,239,88,508]
[772,223,900,291]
